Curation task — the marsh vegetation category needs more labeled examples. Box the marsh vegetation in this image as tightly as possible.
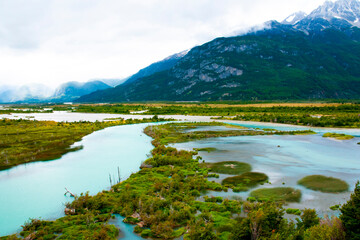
[222,172,269,192]
[298,175,349,193]
[249,187,302,203]
[322,132,355,140]
[207,161,252,175]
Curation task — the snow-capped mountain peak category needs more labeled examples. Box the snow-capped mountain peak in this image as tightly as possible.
[306,0,360,26]
[282,11,307,25]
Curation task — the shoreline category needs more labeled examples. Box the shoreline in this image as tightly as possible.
[1,111,360,132]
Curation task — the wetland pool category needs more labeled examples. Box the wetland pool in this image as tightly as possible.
[173,123,360,217]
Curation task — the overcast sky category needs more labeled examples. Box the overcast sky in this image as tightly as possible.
[0,0,329,88]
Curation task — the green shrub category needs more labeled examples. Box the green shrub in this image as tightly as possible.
[286,208,301,215]
[204,196,223,203]
[140,229,153,238]
[340,181,360,239]
[330,204,340,211]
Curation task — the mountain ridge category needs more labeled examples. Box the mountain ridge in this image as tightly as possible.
[0,80,112,103]
[77,0,360,102]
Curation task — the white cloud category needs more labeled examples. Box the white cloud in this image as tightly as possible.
[0,0,327,87]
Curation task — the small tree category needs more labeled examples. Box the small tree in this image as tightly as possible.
[340,181,360,240]
[299,209,319,230]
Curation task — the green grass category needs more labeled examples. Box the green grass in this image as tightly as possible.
[250,187,302,202]
[286,208,301,215]
[207,161,252,175]
[262,128,277,131]
[195,147,217,152]
[298,175,349,193]
[323,132,354,140]
[330,204,340,211]
[222,172,268,191]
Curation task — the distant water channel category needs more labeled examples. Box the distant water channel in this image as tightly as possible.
[0,123,154,236]
[173,122,360,217]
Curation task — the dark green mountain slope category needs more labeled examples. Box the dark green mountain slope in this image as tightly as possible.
[77,22,360,102]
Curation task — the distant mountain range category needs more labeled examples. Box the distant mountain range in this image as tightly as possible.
[0,51,187,103]
[51,81,111,102]
[0,84,53,103]
[77,0,360,102]
[0,80,113,103]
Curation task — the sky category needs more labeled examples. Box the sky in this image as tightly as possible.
[0,0,329,88]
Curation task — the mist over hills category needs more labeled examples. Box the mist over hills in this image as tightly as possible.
[0,80,112,103]
[77,0,360,102]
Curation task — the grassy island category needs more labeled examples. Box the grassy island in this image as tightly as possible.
[250,187,302,202]
[194,147,217,152]
[207,161,251,175]
[222,172,269,192]
[298,175,349,193]
[323,132,355,140]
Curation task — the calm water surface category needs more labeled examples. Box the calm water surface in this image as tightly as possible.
[0,123,154,236]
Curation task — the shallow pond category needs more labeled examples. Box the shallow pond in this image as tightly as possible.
[0,123,154,236]
[173,123,360,217]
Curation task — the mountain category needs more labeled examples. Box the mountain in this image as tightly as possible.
[77,0,360,102]
[88,51,188,89]
[75,50,188,102]
[306,0,360,26]
[291,0,360,32]
[52,81,111,102]
[0,80,112,103]
[282,11,308,25]
[125,50,189,85]
[0,84,54,103]
[95,78,127,87]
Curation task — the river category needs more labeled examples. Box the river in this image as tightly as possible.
[0,112,359,237]
[0,123,154,236]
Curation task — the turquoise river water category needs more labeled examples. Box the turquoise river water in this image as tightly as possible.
[0,123,154,237]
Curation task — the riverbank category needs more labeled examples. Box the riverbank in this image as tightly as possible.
[0,117,166,170]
